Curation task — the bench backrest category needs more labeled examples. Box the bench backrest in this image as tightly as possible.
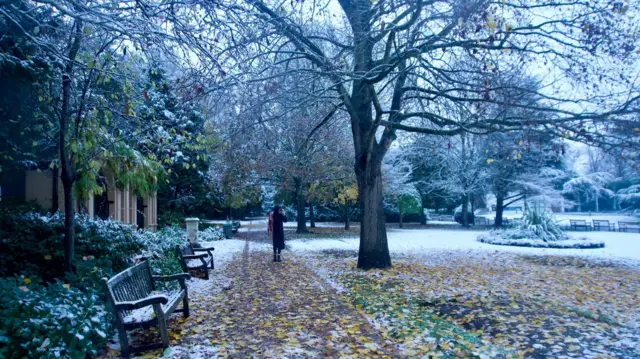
[176,244,194,271]
[104,261,154,302]
[593,220,610,225]
[180,243,195,256]
[619,221,640,227]
[102,261,155,321]
[570,220,587,225]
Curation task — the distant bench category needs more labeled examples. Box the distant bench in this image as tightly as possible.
[569,219,590,231]
[474,217,490,225]
[592,219,614,231]
[618,221,640,233]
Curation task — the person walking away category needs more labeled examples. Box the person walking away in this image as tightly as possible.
[271,206,287,262]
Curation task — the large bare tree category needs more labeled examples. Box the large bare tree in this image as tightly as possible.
[12,0,639,269]
[206,0,639,269]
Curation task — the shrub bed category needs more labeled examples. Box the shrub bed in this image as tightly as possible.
[477,233,605,249]
[0,276,110,359]
[0,206,190,358]
[476,207,605,249]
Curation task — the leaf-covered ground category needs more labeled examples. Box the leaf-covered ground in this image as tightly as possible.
[103,240,403,358]
[302,249,640,358]
[101,236,640,358]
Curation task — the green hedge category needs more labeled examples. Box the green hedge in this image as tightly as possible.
[0,276,111,359]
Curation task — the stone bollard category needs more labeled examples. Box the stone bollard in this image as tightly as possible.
[185,218,199,245]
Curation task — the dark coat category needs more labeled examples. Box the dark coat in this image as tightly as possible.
[272,211,287,250]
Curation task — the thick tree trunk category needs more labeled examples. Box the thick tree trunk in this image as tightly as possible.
[420,204,426,225]
[399,209,404,228]
[494,193,505,228]
[462,195,469,227]
[309,202,316,228]
[471,195,475,217]
[294,178,308,233]
[594,193,599,212]
[356,160,391,269]
[344,203,350,230]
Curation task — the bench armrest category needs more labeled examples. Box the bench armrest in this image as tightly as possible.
[153,273,190,290]
[114,295,168,311]
[182,253,209,260]
[152,273,191,282]
[193,246,215,252]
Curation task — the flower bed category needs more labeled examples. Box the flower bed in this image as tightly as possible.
[477,233,604,249]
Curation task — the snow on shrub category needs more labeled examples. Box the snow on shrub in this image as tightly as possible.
[134,226,186,259]
[0,277,110,359]
[518,207,567,241]
[200,227,225,241]
[1,211,142,281]
[477,205,604,248]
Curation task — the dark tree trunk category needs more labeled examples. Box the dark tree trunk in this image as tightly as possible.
[59,20,82,274]
[399,209,404,228]
[294,178,308,234]
[356,158,391,270]
[462,195,470,227]
[494,193,505,228]
[420,204,426,225]
[471,194,475,216]
[52,167,59,213]
[61,179,76,273]
[310,202,316,228]
[344,203,350,230]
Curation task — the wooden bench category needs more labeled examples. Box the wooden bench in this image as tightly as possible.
[474,217,490,225]
[618,221,640,233]
[569,219,590,231]
[102,261,190,357]
[176,243,214,280]
[592,219,614,231]
[232,221,241,233]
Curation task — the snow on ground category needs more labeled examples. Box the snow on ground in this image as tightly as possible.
[288,229,640,265]
[184,239,246,295]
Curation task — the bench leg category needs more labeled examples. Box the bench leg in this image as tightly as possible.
[116,323,130,358]
[154,305,170,348]
[183,293,190,318]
